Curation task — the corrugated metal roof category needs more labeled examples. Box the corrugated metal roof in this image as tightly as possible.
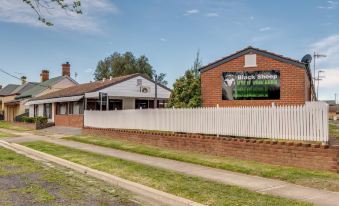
[10,82,37,95]
[29,73,141,101]
[0,84,20,96]
[15,76,68,100]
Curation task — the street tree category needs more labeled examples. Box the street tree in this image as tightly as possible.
[168,51,202,108]
[94,51,168,85]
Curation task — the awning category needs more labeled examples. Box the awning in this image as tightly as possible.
[25,95,83,106]
[4,99,20,106]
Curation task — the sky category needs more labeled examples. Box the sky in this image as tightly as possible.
[0,0,338,101]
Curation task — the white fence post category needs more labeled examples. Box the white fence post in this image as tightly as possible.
[84,102,329,143]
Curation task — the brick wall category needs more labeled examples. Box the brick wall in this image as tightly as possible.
[12,122,36,130]
[201,54,311,107]
[84,127,339,173]
[55,115,83,128]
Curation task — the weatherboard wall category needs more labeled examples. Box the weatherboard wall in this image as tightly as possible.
[85,76,171,99]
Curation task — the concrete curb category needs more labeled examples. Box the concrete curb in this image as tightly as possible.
[0,140,205,206]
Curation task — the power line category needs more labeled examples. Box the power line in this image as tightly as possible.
[0,68,66,90]
[0,68,22,81]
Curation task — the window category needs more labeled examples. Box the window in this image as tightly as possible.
[100,93,107,111]
[56,101,84,115]
[69,102,74,114]
[244,54,257,67]
[135,99,155,109]
[43,103,52,119]
[109,99,123,110]
[157,100,168,108]
[69,101,84,114]
[56,102,67,115]
[137,79,142,86]
[86,98,111,111]
[34,105,39,117]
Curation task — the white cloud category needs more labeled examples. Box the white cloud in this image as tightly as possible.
[311,35,339,100]
[0,0,118,32]
[310,34,339,66]
[318,69,339,88]
[205,13,219,17]
[259,27,271,32]
[184,9,199,16]
[318,0,338,9]
[250,16,254,20]
[160,38,167,42]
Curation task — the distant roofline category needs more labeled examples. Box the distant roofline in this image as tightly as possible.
[15,75,78,100]
[29,73,172,101]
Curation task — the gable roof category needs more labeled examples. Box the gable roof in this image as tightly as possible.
[15,76,77,100]
[199,46,307,73]
[10,82,37,95]
[30,73,172,101]
[0,84,20,96]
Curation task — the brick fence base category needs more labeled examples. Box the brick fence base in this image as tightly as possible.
[12,122,36,130]
[83,127,339,173]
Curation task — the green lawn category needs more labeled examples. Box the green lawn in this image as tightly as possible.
[0,121,32,131]
[330,124,339,139]
[0,131,17,138]
[0,146,140,206]
[22,141,311,206]
[63,135,339,192]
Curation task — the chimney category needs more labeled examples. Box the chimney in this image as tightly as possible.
[40,70,49,82]
[62,62,71,77]
[21,76,27,85]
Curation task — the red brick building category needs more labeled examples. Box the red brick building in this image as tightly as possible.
[200,47,316,107]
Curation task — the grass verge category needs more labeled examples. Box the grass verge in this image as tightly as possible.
[0,121,32,131]
[63,135,339,192]
[330,124,339,139]
[22,141,311,206]
[0,131,17,138]
[0,146,140,206]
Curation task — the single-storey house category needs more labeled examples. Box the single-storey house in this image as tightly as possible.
[26,73,172,128]
[0,82,35,120]
[3,62,78,121]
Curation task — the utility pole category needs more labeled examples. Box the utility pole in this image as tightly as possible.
[335,93,338,114]
[154,74,158,109]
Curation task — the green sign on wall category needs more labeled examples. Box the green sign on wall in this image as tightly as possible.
[222,70,280,100]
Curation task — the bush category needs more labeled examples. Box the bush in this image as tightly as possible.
[20,116,34,123]
[34,116,48,124]
[20,116,47,124]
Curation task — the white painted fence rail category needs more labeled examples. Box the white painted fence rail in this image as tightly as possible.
[84,102,329,143]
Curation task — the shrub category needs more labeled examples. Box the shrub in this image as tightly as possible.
[34,116,48,124]
[19,116,47,124]
[20,116,34,123]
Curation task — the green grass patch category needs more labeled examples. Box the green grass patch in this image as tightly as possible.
[22,141,311,206]
[330,124,339,139]
[0,131,17,138]
[0,121,32,131]
[63,135,339,192]
[0,146,139,205]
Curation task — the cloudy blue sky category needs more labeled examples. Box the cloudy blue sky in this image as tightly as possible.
[0,0,338,101]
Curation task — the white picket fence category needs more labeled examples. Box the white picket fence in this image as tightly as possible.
[84,102,329,143]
